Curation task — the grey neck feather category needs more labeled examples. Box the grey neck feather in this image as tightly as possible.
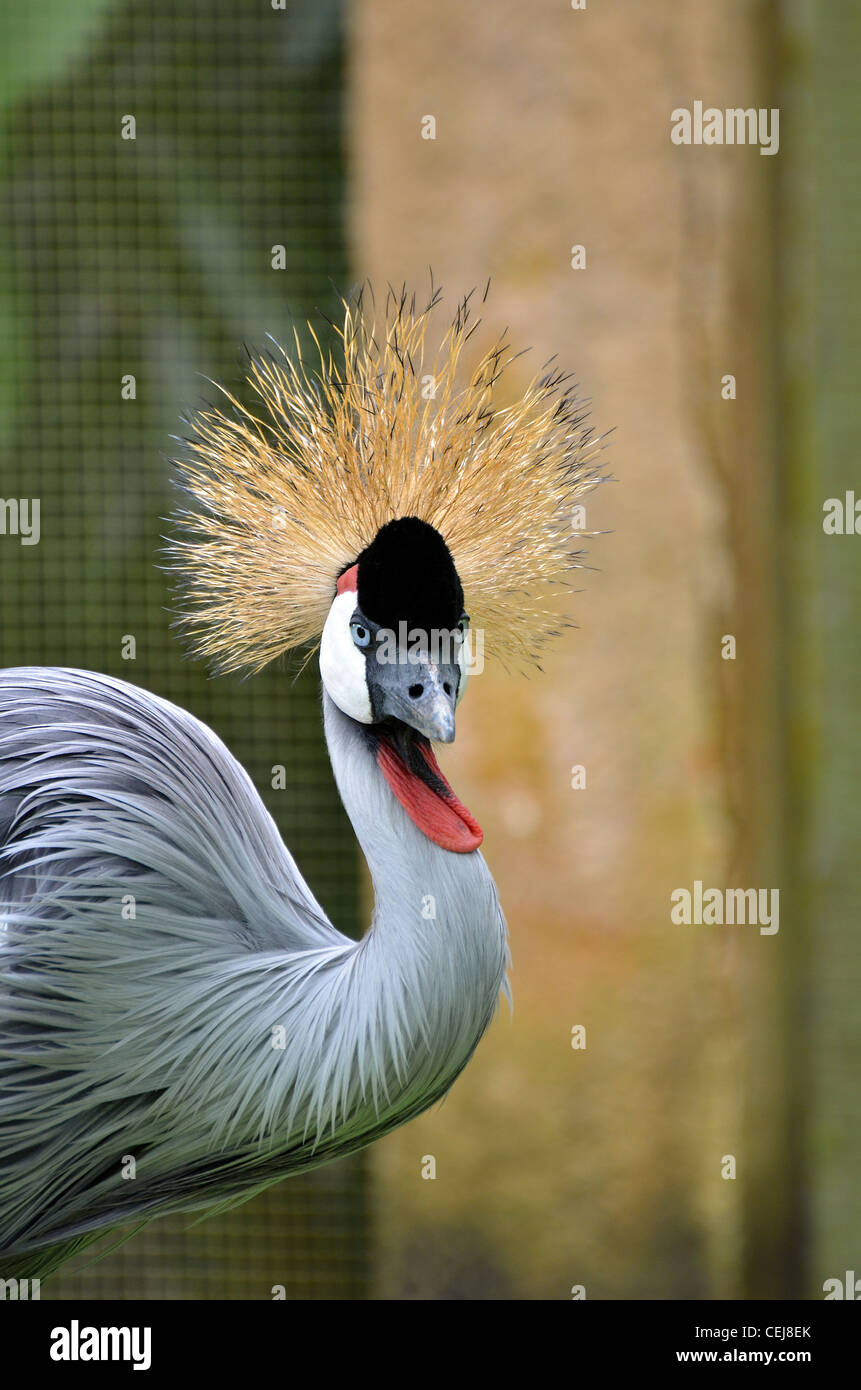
[322,689,509,1077]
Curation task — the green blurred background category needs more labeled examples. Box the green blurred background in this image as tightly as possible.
[0,0,858,1299]
[0,0,367,1300]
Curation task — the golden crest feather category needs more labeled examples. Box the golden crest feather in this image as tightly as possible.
[168,284,607,673]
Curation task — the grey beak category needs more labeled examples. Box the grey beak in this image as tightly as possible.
[367,654,458,743]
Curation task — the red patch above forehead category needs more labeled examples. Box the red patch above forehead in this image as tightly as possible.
[336,564,358,596]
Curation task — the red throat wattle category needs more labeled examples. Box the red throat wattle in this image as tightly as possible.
[376,736,483,854]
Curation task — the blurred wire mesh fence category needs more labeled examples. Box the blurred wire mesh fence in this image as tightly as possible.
[0,0,370,1299]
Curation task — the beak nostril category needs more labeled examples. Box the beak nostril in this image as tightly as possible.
[408,684,424,699]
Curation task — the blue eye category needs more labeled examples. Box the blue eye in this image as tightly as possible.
[351,621,371,648]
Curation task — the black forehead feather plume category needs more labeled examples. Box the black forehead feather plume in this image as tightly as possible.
[354,517,464,635]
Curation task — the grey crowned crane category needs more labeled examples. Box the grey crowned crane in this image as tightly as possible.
[0,288,604,1278]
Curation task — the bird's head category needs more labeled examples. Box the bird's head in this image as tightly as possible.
[168,285,606,853]
[320,516,467,742]
[319,515,480,851]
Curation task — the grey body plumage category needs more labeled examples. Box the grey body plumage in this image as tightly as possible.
[0,667,508,1274]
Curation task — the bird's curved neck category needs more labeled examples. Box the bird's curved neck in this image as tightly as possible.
[321,690,507,1028]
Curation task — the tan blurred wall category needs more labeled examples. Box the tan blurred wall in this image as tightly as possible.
[349,0,787,1298]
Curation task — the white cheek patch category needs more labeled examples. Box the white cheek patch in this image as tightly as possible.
[319,590,373,724]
